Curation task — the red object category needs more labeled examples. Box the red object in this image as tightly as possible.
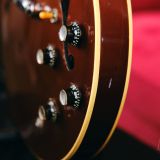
[132,0,160,11]
[118,1,160,151]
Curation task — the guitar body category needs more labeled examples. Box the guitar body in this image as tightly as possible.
[0,0,132,159]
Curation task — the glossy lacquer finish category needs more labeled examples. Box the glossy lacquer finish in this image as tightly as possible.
[0,0,132,159]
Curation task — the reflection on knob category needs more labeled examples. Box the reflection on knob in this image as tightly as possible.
[59,22,82,47]
[36,45,57,67]
[35,99,58,128]
[59,84,82,108]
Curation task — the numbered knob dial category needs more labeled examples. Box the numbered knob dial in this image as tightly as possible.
[38,98,58,122]
[36,45,57,67]
[59,84,82,108]
[59,22,82,47]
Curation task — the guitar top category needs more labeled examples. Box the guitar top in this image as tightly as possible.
[0,0,132,159]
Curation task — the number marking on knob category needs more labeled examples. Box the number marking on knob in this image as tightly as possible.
[59,22,82,47]
[36,45,57,68]
[59,84,82,108]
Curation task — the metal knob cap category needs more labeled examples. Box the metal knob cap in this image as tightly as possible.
[38,99,58,122]
[59,22,82,47]
[35,99,58,128]
[36,45,57,67]
[59,84,82,108]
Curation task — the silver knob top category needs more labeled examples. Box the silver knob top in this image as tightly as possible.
[59,89,68,106]
[36,49,44,65]
[59,25,68,42]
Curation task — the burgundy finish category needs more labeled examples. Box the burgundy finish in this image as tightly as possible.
[0,0,130,159]
[73,0,129,158]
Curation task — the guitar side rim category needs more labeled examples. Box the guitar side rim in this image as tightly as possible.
[93,0,133,158]
[62,0,101,159]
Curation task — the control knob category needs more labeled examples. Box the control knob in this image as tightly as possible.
[35,98,58,128]
[59,22,82,47]
[36,45,57,67]
[59,84,82,108]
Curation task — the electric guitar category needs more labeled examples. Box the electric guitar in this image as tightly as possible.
[0,0,132,159]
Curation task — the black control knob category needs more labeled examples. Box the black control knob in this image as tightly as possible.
[36,45,57,67]
[38,98,58,122]
[59,22,82,47]
[35,99,58,128]
[59,84,82,108]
